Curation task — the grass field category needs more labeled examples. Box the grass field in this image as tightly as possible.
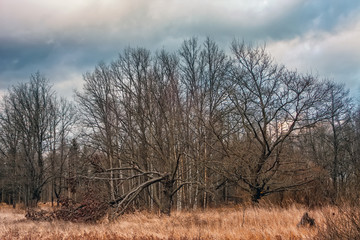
[0,203,326,239]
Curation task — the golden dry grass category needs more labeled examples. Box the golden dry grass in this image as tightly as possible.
[0,203,325,239]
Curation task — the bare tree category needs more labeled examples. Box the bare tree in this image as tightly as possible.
[76,63,121,202]
[2,73,55,207]
[226,41,329,202]
[48,97,78,205]
[1,38,358,213]
[325,82,352,201]
[110,47,188,215]
[178,37,232,208]
[0,96,22,207]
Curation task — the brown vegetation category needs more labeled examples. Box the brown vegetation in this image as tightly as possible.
[315,205,360,240]
[0,203,326,240]
[0,38,359,238]
[25,195,109,223]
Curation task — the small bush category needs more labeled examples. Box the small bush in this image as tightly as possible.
[26,189,109,223]
[25,209,55,221]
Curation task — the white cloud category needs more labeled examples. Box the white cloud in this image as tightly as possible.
[268,17,360,97]
[0,0,304,42]
[52,71,84,100]
[0,89,7,102]
[1,0,359,98]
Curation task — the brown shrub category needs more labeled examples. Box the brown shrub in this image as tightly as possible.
[25,209,55,221]
[315,206,360,240]
[25,189,109,223]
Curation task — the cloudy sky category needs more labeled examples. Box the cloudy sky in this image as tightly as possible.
[1,0,359,99]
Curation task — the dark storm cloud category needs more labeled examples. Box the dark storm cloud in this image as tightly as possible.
[0,0,359,98]
[284,0,360,33]
[139,0,360,42]
[0,39,53,72]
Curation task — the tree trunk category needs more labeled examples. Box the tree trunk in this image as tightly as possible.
[161,177,174,215]
[251,186,262,204]
[1,179,4,202]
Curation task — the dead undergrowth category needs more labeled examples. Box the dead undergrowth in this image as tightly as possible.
[0,203,341,239]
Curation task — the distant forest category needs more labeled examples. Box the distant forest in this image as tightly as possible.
[0,38,359,217]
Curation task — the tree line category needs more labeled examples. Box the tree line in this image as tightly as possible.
[0,38,359,216]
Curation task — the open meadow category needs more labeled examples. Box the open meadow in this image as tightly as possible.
[0,203,333,240]
[1,1,360,239]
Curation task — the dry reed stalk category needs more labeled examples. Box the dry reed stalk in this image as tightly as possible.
[0,204,325,239]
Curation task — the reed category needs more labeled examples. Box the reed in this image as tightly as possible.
[0,204,331,239]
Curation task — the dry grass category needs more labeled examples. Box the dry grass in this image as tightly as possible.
[0,203,325,239]
[314,205,360,240]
